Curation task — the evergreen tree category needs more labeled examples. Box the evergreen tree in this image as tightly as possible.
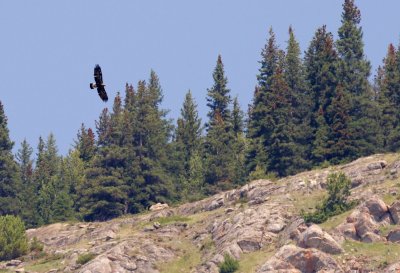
[176,90,202,172]
[336,0,379,157]
[173,90,203,198]
[16,140,37,227]
[326,85,353,163]
[232,96,244,137]
[204,55,236,189]
[128,73,173,211]
[81,94,129,221]
[61,150,86,216]
[305,26,340,163]
[75,124,96,163]
[230,97,247,184]
[246,28,279,176]
[284,26,312,172]
[0,101,21,216]
[377,44,400,151]
[206,55,232,127]
[35,134,68,224]
[264,51,298,176]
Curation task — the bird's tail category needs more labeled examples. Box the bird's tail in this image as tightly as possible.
[90,83,97,89]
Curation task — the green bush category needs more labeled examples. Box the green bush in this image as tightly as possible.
[302,172,357,224]
[29,237,44,252]
[77,253,96,265]
[219,253,239,273]
[0,215,28,261]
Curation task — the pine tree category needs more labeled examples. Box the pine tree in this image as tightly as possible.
[246,28,279,176]
[230,97,247,184]
[327,85,353,163]
[75,124,96,163]
[35,134,68,224]
[176,90,202,170]
[264,51,298,176]
[305,26,340,163]
[0,101,21,216]
[61,150,86,216]
[284,26,312,172]
[377,44,400,151]
[16,140,38,227]
[123,74,174,212]
[336,0,378,157]
[204,55,236,189]
[206,55,232,127]
[81,94,130,221]
[232,96,244,137]
[173,90,203,198]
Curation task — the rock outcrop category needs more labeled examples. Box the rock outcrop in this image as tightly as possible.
[12,155,400,273]
[258,245,343,273]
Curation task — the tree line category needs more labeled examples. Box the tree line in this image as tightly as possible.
[1,0,400,226]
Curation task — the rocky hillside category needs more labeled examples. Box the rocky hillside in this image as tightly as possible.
[3,153,400,273]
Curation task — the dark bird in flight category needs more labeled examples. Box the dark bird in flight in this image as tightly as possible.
[89,64,108,102]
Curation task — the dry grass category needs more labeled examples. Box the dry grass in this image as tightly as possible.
[236,246,275,273]
[158,239,201,273]
[341,240,400,270]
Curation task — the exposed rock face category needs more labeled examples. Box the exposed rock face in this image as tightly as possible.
[20,155,400,273]
[149,203,169,211]
[389,201,400,224]
[337,196,392,242]
[258,245,343,273]
[299,225,343,254]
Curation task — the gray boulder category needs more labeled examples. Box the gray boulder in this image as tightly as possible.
[389,201,400,224]
[299,225,343,254]
[258,245,343,273]
[387,228,400,243]
[365,197,388,221]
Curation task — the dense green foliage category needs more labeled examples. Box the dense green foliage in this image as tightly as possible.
[0,0,399,225]
[0,215,28,261]
[219,254,239,273]
[302,172,356,223]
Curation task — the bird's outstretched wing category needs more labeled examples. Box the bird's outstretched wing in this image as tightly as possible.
[97,85,108,102]
[93,64,108,102]
[94,64,103,86]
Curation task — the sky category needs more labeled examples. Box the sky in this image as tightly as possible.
[0,1,399,156]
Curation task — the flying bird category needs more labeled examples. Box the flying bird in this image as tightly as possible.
[89,64,108,102]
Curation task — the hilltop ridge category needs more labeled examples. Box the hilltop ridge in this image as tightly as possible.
[3,153,400,273]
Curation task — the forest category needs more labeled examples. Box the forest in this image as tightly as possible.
[1,0,400,227]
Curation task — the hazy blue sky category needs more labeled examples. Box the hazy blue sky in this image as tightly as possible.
[0,1,399,155]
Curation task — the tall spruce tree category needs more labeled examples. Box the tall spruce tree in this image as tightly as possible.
[305,26,341,163]
[0,101,21,216]
[16,140,38,227]
[81,94,129,221]
[284,26,312,172]
[264,51,298,176]
[326,85,353,163]
[174,90,203,192]
[230,96,247,183]
[35,134,73,224]
[126,74,174,212]
[377,44,400,151]
[204,55,237,190]
[246,28,279,176]
[336,0,379,157]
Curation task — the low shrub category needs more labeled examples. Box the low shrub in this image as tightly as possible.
[219,253,239,273]
[0,215,28,261]
[302,172,357,224]
[77,253,96,265]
